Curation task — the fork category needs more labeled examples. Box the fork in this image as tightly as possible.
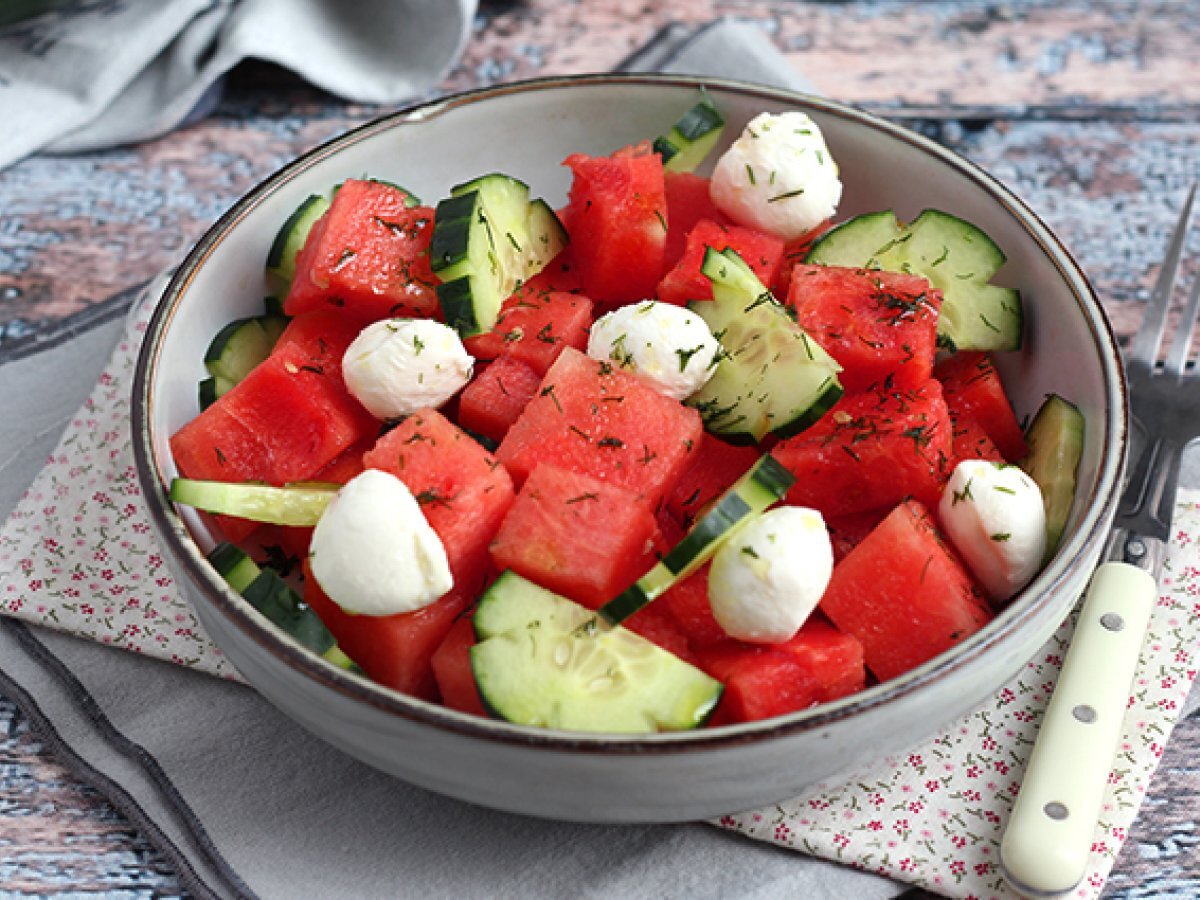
[1000,183,1200,898]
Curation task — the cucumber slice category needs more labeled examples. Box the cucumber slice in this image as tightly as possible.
[202,309,289,399]
[1019,394,1085,565]
[205,543,351,666]
[169,479,338,526]
[599,454,795,624]
[805,208,1023,352]
[430,173,568,337]
[197,375,233,411]
[266,193,331,284]
[471,572,722,733]
[652,90,726,173]
[687,247,844,442]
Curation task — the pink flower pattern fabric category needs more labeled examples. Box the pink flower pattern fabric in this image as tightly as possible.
[2,278,1199,899]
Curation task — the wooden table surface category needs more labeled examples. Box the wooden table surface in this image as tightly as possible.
[2,0,1198,895]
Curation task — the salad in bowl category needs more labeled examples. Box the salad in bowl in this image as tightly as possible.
[134,76,1124,821]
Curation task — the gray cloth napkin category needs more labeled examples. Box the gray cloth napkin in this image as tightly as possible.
[0,0,477,171]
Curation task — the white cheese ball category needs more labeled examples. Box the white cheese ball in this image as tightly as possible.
[710,111,843,241]
[708,506,834,644]
[586,300,720,401]
[938,459,1047,602]
[309,469,453,616]
[343,318,473,420]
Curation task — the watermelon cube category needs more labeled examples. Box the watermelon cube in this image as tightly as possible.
[660,566,727,651]
[456,355,543,444]
[489,463,658,608]
[496,347,703,507]
[772,379,954,517]
[934,351,1028,462]
[363,409,515,596]
[775,618,866,702]
[563,142,668,307]
[430,615,488,716]
[303,559,469,700]
[284,179,438,322]
[463,290,594,375]
[170,343,377,541]
[657,218,784,306]
[662,171,728,270]
[697,643,821,723]
[787,264,942,392]
[819,500,992,683]
[664,432,760,527]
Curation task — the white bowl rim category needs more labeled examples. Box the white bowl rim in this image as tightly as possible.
[132,72,1127,753]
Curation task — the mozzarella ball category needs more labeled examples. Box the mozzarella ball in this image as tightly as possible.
[309,469,452,616]
[710,111,842,241]
[708,506,834,644]
[586,300,721,400]
[343,318,473,420]
[938,459,1047,602]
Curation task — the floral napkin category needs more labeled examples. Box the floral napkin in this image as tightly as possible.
[2,277,1198,900]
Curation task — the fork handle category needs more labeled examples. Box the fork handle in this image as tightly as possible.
[1000,561,1156,897]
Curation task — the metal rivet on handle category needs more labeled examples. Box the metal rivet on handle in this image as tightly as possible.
[1100,612,1126,632]
[1072,704,1097,724]
[1044,802,1069,821]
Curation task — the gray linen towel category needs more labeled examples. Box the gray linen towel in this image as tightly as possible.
[0,0,477,170]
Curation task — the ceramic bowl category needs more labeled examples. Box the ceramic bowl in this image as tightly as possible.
[132,74,1126,823]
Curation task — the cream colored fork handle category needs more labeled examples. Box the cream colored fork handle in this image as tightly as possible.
[1000,562,1156,897]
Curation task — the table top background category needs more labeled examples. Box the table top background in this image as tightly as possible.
[1,0,1197,894]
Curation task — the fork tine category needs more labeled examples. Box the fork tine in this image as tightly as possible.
[1127,183,1197,377]
[1164,275,1200,380]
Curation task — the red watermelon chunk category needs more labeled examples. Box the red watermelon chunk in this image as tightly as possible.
[303,558,469,700]
[658,218,785,306]
[488,463,658,608]
[696,643,821,723]
[660,566,726,651]
[271,308,367,383]
[430,615,488,716]
[456,355,542,444]
[772,380,954,517]
[171,343,377,541]
[463,290,594,375]
[363,409,515,596]
[664,432,760,527]
[935,351,1028,462]
[662,171,728,270]
[826,506,892,564]
[787,265,942,392]
[624,601,698,665]
[775,618,866,702]
[283,179,438,322]
[563,142,667,307]
[272,437,371,560]
[772,222,832,297]
[496,347,703,507]
[819,500,992,683]
[949,409,1005,468]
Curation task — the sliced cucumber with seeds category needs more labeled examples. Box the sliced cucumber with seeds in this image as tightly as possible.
[805,208,1023,353]
[653,89,726,173]
[169,479,338,526]
[206,542,352,667]
[687,247,843,443]
[599,454,794,624]
[430,173,568,337]
[1019,394,1085,565]
[471,572,722,733]
[266,193,331,285]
